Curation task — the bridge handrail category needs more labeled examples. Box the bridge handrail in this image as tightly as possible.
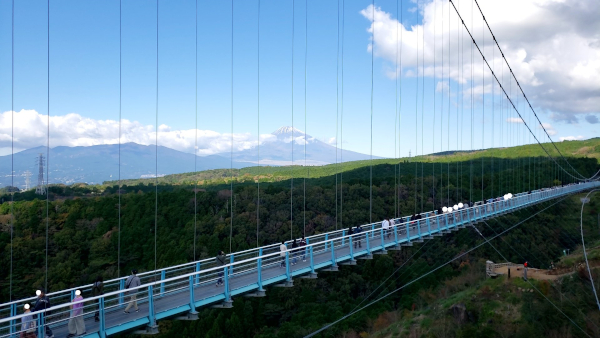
[0,182,595,312]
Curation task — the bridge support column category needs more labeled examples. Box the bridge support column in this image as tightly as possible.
[146,285,159,334]
[212,267,234,308]
[99,298,106,338]
[195,262,201,285]
[176,276,199,320]
[9,303,16,337]
[343,237,357,265]
[249,248,266,296]
[413,220,424,242]
[375,228,388,254]
[276,253,294,287]
[323,240,339,271]
[160,270,166,297]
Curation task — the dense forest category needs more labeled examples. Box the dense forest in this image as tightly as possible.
[0,155,599,337]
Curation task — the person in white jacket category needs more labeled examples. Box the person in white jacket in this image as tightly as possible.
[279,241,287,268]
[382,218,390,240]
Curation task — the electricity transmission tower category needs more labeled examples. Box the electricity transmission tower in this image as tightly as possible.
[35,153,46,195]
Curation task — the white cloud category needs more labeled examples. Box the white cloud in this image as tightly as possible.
[361,0,600,122]
[0,109,275,156]
[559,135,584,141]
[506,117,524,123]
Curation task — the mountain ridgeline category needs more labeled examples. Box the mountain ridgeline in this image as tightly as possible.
[0,127,376,188]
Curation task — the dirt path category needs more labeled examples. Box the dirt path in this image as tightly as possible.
[493,266,572,280]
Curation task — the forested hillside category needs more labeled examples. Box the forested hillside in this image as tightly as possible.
[0,152,599,337]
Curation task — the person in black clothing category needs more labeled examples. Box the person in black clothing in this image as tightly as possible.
[354,226,362,249]
[92,276,104,322]
[33,289,53,338]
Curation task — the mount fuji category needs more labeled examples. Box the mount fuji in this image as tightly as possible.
[223,126,378,166]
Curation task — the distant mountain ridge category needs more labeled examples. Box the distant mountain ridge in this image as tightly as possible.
[0,127,378,188]
[0,143,245,188]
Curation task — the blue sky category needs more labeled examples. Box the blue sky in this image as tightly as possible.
[0,0,598,158]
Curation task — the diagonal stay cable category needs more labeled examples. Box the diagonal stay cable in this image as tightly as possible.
[472,0,587,181]
[349,237,432,314]
[448,0,599,182]
[471,223,592,337]
[305,196,568,337]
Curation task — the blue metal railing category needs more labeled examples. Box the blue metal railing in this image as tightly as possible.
[0,182,597,338]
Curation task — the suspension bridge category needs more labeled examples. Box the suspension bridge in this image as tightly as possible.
[2,0,599,337]
[0,182,596,338]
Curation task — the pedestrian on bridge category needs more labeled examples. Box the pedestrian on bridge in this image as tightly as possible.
[32,289,53,338]
[354,226,362,249]
[280,241,287,268]
[92,276,104,322]
[215,251,226,286]
[382,218,390,240]
[19,304,36,338]
[299,236,307,262]
[66,290,85,337]
[123,270,141,314]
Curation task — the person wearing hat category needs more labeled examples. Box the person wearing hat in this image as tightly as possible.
[124,269,141,314]
[32,289,53,338]
[20,304,36,338]
[66,290,85,337]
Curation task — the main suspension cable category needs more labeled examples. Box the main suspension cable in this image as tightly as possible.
[472,0,586,181]
[449,0,598,182]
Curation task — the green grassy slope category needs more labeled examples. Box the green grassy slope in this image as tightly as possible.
[105,138,600,187]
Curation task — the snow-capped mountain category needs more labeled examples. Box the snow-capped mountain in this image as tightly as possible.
[224,126,377,166]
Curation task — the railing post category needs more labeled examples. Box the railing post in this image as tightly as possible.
[306,238,310,262]
[426,215,432,234]
[257,248,265,292]
[380,227,385,248]
[99,297,106,338]
[406,218,411,242]
[160,270,166,296]
[148,285,156,328]
[417,220,422,239]
[371,224,375,239]
[285,252,292,282]
[309,245,315,274]
[224,266,231,302]
[195,262,201,285]
[331,239,337,266]
[71,290,76,302]
[444,213,450,231]
[349,236,354,260]
[366,229,371,254]
[119,279,125,307]
[394,221,399,245]
[37,311,44,338]
[9,303,16,336]
[229,254,235,277]
[188,276,197,316]
[341,230,346,246]
[324,234,328,251]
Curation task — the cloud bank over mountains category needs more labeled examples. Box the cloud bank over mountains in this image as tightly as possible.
[361,0,600,123]
[0,109,279,156]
